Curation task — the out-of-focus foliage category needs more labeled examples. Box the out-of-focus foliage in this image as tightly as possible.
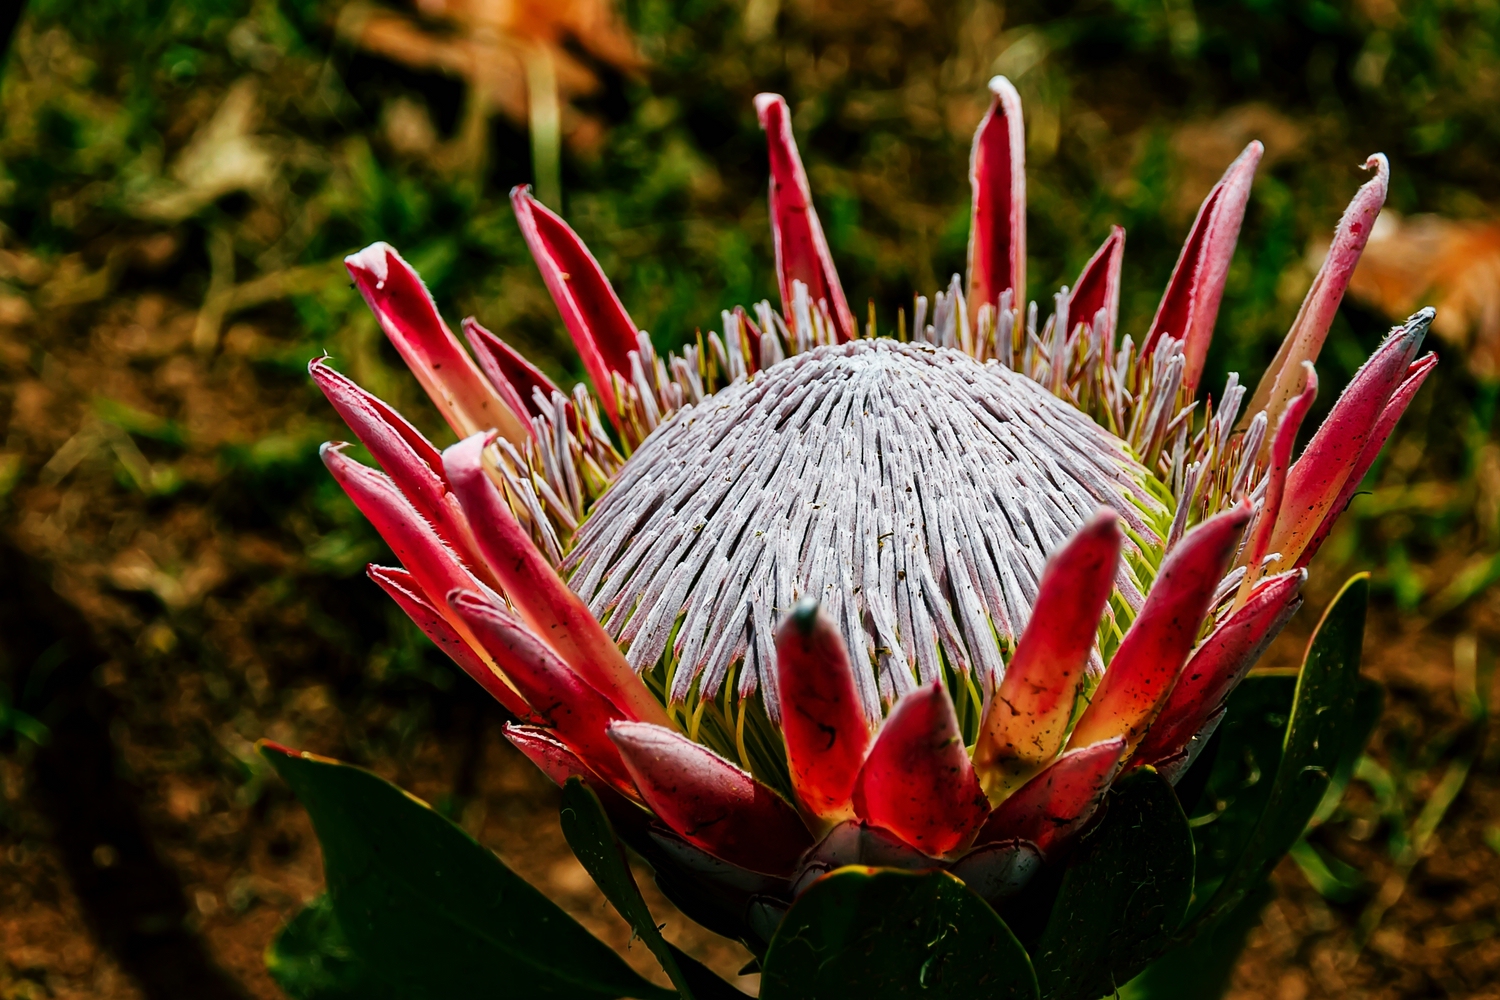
[7,0,1500,619]
[6,0,1500,360]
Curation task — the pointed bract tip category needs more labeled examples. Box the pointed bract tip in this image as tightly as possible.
[1230,139,1264,171]
[789,596,822,634]
[1347,154,1390,210]
[503,724,592,786]
[987,75,1019,100]
[1085,506,1122,534]
[1405,305,1436,337]
[509,185,544,218]
[343,241,396,282]
[318,440,349,462]
[754,92,786,125]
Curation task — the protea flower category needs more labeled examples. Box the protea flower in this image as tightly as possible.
[310,77,1435,947]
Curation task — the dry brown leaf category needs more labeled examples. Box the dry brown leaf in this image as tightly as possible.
[133,78,278,222]
[337,0,641,150]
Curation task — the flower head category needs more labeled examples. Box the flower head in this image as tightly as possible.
[314,77,1436,944]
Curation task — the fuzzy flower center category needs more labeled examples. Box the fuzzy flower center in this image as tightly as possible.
[566,340,1170,735]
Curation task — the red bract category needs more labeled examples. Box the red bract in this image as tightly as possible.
[608,721,812,876]
[851,683,990,857]
[319,443,489,644]
[1269,313,1428,571]
[1068,500,1252,753]
[451,591,638,797]
[975,738,1127,857]
[311,359,494,585]
[367,565,530,718]
[967,76,1026,316]
[775,599,872,824]
[1133,569,1305,776]
[1066,226,1125,349]
[461,316,565,423]
[1143,142,1262,394]
[344,242,527,446]
[755,93,855,343]
[1240,363,1318,592]
[504,724,594,786]
[440,433,668,727]
[974,509,1122,800]
[510,186,640,426]
[1246,154,1390,438]
[1300,349,1438,564]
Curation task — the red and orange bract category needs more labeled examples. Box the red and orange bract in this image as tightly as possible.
[775,599,872,825]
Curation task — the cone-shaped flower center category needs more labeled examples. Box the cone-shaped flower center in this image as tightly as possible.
[566,340,1168,729]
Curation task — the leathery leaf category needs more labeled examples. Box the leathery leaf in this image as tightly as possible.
[760,866,1038,1000]
[261,743,675,1000]
[1032,768,1195,1000]
[1184,672,1298,907]
[559,777,752,1000]
[1190,573,1370,933]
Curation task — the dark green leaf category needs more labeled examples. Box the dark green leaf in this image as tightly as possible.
[560,777,728,999]
[1194,573,1369,931]
[648,862,761,950]
[266,895,394,1000]
[1186,672,1298,907]
[261,744,675,1000]
[1117,880,1273,1000]
[1032,768,1195,1000]
[760,867,1038,1000]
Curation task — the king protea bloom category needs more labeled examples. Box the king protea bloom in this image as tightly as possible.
[312,78,1435,943]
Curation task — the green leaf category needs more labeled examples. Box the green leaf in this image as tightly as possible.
[1032,768,1195,1000]
[560,777,748,999]
[265,895,395,1000]
[1117,880,1273,1000]
[759,867,1038,1000]
[260,744,675,1000]
[1186,672,1298,905]
[1288,839,1366,903]
[1194,573,1370,931]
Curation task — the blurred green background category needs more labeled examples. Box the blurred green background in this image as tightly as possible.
[2,0,1500,997]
